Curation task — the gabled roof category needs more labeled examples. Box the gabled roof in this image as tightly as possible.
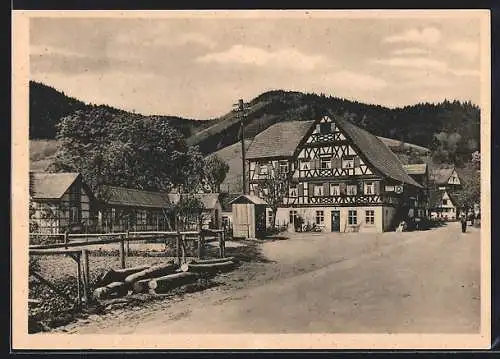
[246,120,315,159]
[429,168,456,185]
[219,192,241,212]
[429,187,457,208]
[403,163,428,175]
[30,172,81,200]
[229,194,268,205]
[335,117,423,188]
[102,185,171,209]
[377,136,431,154]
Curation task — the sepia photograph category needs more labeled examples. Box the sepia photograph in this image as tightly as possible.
[11,9,490,349]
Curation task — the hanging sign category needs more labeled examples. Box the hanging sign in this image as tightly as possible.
[394,185,404,194]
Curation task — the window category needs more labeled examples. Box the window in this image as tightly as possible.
[289,210,297,224]
[320,157,331,169]
[442,199,448,205]
[347,184,357,195]
[259,164,268,175]
[279,161,289,174]
[330,183,340,195]
[316,210,324,225]
[289,185,298,197]
[69,206,80,223]
[342,158,354,169]
[364,182,374,195]
[314,184,324,196]
[262,188,269,196]
[348,210,357,225]
[365,210,375,225]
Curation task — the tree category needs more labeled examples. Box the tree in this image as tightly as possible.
[175,195,206,231]
[257,170,290,228]
[204,155,230,193]
[451,165,480,214]
[48,107,204,199]
[471,150,481,170]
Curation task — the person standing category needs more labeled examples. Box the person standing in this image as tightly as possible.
[460,212,467,233]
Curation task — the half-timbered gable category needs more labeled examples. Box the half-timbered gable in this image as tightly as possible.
[245,115,424,233]
[29,172,94,234]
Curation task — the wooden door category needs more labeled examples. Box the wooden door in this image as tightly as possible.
[331,210,340,232]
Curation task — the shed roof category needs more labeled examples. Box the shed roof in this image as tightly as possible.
[246,120,315,159]
[229,194,268,205]
[101,185,171,209]
[30,172,81,200]
[219,192,242,212]
[403,163,428,175]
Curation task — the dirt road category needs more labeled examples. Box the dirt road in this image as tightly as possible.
[55,222,480,334]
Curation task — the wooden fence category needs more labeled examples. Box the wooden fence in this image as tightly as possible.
[29,229,226,306]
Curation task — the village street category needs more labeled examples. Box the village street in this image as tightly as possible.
[56,222,481,334]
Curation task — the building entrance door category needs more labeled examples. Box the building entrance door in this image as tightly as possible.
[331,210,340,232]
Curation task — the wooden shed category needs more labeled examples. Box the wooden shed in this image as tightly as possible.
[229,194,268,239]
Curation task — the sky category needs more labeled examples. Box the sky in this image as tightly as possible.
[30,12,483,120]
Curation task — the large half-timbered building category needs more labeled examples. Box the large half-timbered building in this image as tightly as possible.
[246,115,425,233]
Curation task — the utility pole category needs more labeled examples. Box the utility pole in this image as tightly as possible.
[234,99,248,195]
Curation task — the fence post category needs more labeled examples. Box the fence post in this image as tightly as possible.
[218,231,223,258]
[119,234,126,269]
[81,249,90,304]
[76,252,82,307]
[176,233,181,266]
[221,229,226,258]
[197,231,203,260]
[64,231,69,249]
[181,234,186,264]
[126,230,130,256]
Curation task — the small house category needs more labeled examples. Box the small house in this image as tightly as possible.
[219,192,241,230]
[429,188,458,221]
[97,185,173,232]
[29,172,94,234]
[230,194,268,239]
[429,166,462,190]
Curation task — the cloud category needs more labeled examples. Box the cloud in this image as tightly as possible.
[196,45,328,71]
[391,47,430,56]
[447,41,479,61]
[114,31,216,49]
[383,27,441,45]
[373,56,448,72]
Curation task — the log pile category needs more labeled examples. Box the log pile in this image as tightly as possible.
[92,257,238,300]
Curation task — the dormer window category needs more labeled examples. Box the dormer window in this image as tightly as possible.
[320,157,331,169]
[279,160,289,174]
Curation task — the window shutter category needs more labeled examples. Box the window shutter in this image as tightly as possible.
[354,156,361,167]
[323,182,329,196]
[374,181,380,194]
[298,183,304,197]
[310,159,316,169]
[331,157,341,168]
[315,159,321,169]
[308,183,314,197]
[340,182,346,195]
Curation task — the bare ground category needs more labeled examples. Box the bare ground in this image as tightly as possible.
[48,222,481,334]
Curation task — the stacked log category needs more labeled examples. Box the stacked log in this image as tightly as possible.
[148,272,198,294]
[189,257,237,265]
[93,282,130,300]
[132,278,153,294]
[95,265,149,287]
[180,260,236,274]
[124,262,177,285]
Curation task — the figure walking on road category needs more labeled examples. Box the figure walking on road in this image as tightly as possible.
[460,212,467,233]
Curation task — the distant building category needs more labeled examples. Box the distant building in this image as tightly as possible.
[245,115,425,233]
[219,192,241,230]
[429,188,458,221]
[429,167,462,191]
[96,185,172,232]
[29,172,94,234]
[167,193,223,230]
[402,163,429,218]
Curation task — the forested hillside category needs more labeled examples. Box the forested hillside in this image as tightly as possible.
[188,90,480,166]
[29,81,212,139]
